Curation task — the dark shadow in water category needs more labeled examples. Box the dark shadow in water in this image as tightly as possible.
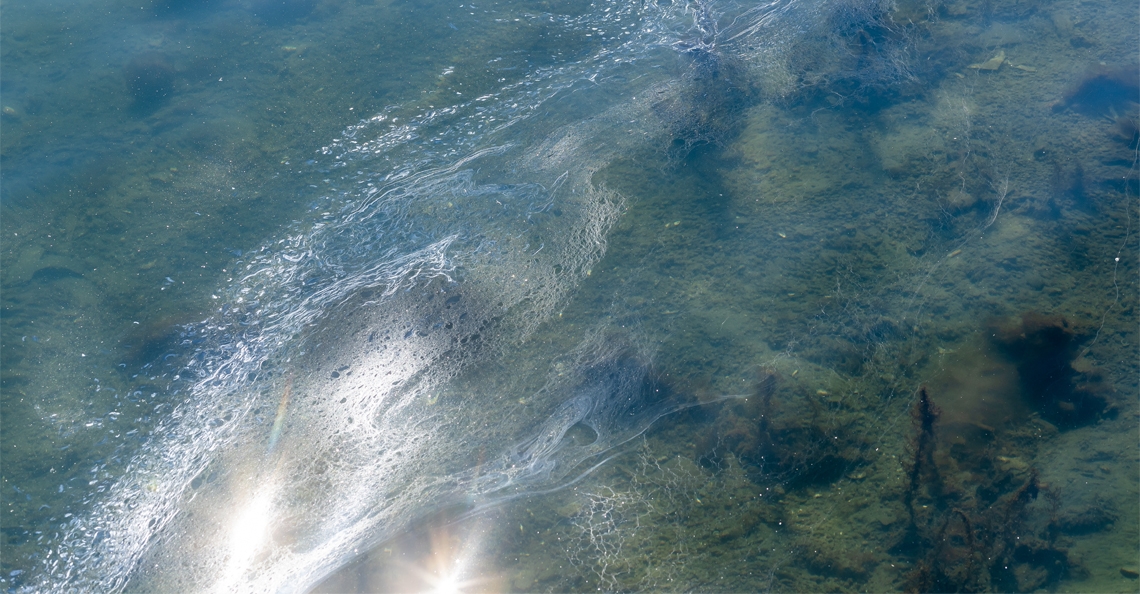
[118,317,190,372]
[124,53,177,116]
[147,0,224,19]
[250,0,317,25]
[988,312,1115,430]
[1054,64,1140,118]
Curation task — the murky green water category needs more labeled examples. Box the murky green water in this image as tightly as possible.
[2,0,1136,592]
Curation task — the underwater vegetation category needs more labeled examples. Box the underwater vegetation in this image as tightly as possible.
[778,0,926,109]
[680,305,1121,591]
[663,49,756,158]
[687,307,1116,492]
[692,369,867,490]
[893,308,1121,592]
[895,387,1071,593]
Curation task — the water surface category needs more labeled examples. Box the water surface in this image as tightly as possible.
[2,0,1136,591]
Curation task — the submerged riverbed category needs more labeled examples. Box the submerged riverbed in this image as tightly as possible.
[2,0,1136,592]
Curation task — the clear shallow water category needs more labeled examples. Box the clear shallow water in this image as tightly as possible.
[1,0,1136,592]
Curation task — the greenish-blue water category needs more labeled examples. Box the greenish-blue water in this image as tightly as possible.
[2,0,1137,592]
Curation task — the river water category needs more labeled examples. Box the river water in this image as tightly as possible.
[2,0,1136,592]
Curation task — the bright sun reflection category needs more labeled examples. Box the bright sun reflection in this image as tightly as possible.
[229,488,274,561]
[426,567,468,594]
[215,485,276,591]
[397,522,499,594]
[415,562,492,594]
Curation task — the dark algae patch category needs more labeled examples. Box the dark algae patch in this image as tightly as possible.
[694,369,868,491]
[897,387,1076,592]
[989,312,1115,429]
